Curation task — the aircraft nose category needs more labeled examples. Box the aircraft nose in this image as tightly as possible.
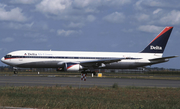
[1,57,5,63]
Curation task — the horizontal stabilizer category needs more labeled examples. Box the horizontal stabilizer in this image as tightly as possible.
[149,56,178,61]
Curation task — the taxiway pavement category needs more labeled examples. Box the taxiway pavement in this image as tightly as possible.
[0,76,180,87]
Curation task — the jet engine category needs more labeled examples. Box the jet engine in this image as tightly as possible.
[57,63,83,71]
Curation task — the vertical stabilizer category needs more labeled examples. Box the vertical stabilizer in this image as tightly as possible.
[141,26,173,53]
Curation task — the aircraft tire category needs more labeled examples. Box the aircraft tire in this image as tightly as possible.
[92,71,96,76]
[14,71,18,74]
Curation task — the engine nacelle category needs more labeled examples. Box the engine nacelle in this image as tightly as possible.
[57,63,83,71]
[66,63,83,71]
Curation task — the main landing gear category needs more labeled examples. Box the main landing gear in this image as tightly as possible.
[81,70,96,76]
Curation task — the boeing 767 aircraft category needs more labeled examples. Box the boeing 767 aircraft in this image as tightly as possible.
[1,26,177,74]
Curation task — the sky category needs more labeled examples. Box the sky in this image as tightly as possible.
[0,0,179,69]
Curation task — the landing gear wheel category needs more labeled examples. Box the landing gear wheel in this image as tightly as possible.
[92,71,96,76]
[81,71,85,73]
[81,71,87,75]
[14,71,18,74]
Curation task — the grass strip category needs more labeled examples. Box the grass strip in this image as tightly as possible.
[0,86,180,109]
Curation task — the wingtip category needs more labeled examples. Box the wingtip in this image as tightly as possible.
[174,55,178,58]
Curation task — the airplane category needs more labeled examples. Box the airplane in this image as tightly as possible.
[1,26,177,74]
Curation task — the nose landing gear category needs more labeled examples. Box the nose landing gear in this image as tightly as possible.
[13,67,18,74]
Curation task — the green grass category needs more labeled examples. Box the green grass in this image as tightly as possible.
[0,86,180,109]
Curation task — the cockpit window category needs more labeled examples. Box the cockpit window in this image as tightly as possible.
[5,55,12,58]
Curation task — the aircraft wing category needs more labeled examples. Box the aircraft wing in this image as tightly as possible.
[149,56,178,61]
[80,58,125,67]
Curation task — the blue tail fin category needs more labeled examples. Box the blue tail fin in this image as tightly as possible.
[141,26,173,53]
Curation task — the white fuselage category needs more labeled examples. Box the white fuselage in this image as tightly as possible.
[1,27,175,72]
[1,50,165,69]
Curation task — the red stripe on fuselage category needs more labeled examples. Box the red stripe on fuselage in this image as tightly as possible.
[5,58,15,60]
[4,58,21,60]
